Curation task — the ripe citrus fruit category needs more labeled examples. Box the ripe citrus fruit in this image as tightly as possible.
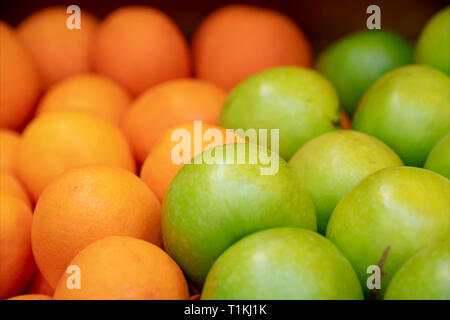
[53,236,189,300]
[18,111,135,201]
[0,190,34,299]
[123,79,226,163]
[0,173,32,209]
[316,30,413,115]
[8,294,52,300]
[32,165,161,288]
[192,4,313,91]
[141,123,244,201]
[93,6,191,96]
[26,270,54,297]
[0,129,21,174]
[0,22,41,130]
[36,73,131,124]
[17,6,98,88]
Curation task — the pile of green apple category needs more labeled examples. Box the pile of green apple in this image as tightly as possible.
[162,7,450,300]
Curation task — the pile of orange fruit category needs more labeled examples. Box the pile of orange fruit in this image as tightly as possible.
[3,4,447,301]
[0,4,317,300]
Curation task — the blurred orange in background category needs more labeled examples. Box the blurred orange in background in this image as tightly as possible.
[18,112,135,201]
[123,79,226,163]
[26,270,54,297]
[0,22,41,130]
[0,191,34,299]
[141,123,245,201]
[93,6,191,96]
[0,130,21,174]
[0,173,32,209]
[17,6,98,89]
[192,4,313,91]
[36,73,131,125]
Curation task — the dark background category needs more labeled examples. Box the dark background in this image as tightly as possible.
[0,0,447,52]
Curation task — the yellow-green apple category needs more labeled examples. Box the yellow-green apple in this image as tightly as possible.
[201,227,363,300]
[326,166,450,298]
[289,130,403,234]
[424,132,450,179]
[384,239,450,300]
[162,143,316,286]
[352,65,450,167]
[220,67,340,160]
[316,30,413,115]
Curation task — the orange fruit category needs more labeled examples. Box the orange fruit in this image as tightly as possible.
[141,123,244,201]
[93,6,191,96]
[26,270,54,297]
[0,129,21,174]
[0,190,34,299]
[53,236,189,300]
[17,6,98,88]
[0,173,32,209]
[36,74,131,124]
[8,294,52,300]
[192,5,313,90]
[123,79,226,163]
[18,111,135,201]
[0,22,41,130]
[32,165,161,288]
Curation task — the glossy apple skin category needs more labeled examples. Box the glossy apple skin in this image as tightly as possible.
[415,6,450,74]
[326,166,450,298]
[353,65,450,167]
[162,143,316,286]
[316,30,413,115]
[201,227,363,300]
[220,67,340,160]
[424,132,450,179]
[289,130,403,234]
[384,239,450,300]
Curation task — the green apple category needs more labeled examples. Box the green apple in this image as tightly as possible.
[424,132,450,179]
[289,130,403,234]
[384,239,450,300]
[201,227,363,300]
[162,143,316,286]
[326,166,450,298]
[352,65,450,167]
[316,30,413,115]
[220,67,340,160]
[415,6,450,74]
